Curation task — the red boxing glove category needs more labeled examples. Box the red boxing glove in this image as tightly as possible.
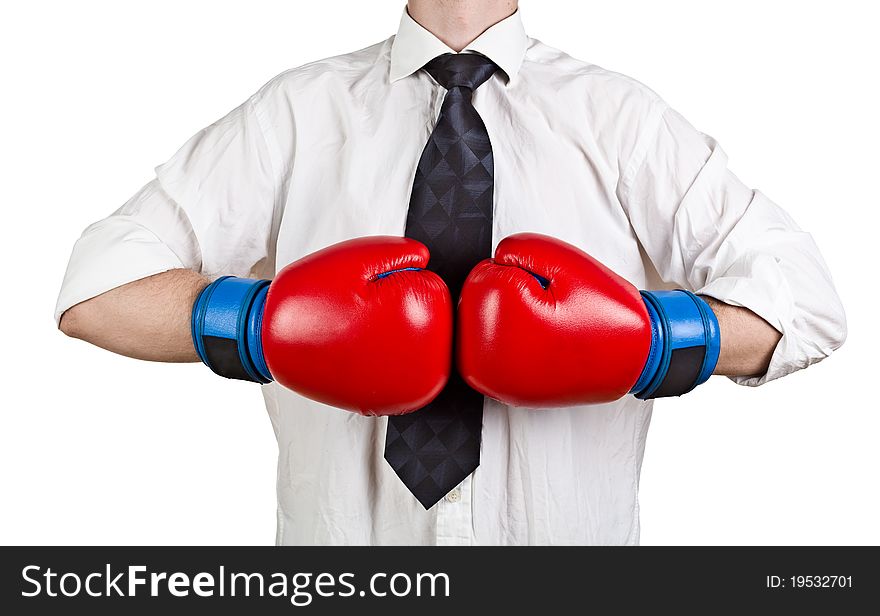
[264,237,453,416]
[193,236,453,416]
[457,233,720,407]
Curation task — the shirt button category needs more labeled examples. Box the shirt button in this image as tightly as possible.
[445,488,461,503]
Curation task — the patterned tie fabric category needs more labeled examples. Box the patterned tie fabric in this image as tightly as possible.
[384,53,499,509]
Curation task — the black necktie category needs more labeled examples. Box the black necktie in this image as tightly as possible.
[384,53,499,509]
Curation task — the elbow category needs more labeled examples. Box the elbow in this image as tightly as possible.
[829,318,848,354]
[810,302,848,360]
[827,297,848,354]
[58,303,88,340]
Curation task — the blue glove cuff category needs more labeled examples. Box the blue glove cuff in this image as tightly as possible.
[630,290,720,399]
[191,276,273,384]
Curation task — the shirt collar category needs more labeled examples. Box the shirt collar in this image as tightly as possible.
[389,8,528,85]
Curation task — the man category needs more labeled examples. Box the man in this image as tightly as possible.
[56,1,846,545]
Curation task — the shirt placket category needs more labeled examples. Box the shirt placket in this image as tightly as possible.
[434,473,475,545]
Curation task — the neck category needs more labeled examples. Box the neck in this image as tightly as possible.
[407,0,518,51]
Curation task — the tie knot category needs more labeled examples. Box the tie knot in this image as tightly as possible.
[423,53,500,91]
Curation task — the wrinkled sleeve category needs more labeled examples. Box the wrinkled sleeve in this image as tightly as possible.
[55,95,280,325]
[619,105,846,385]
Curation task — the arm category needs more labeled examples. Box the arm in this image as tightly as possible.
[702,296,780,377]
[59,269,207,363]
[56,90,282,367]
[621,105,845,386]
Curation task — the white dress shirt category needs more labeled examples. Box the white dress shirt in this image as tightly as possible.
[55,9,846,545]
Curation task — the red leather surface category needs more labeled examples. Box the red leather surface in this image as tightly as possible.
[262,236,452,416]
[457,233,651,407]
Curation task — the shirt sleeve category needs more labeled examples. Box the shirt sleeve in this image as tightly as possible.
[619,105,847,386]
[55,94,280,325]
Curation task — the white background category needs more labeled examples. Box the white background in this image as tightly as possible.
[1,0,877,545]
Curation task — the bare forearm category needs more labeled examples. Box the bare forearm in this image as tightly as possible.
[701,296,781,377]
[59,269,208,362]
